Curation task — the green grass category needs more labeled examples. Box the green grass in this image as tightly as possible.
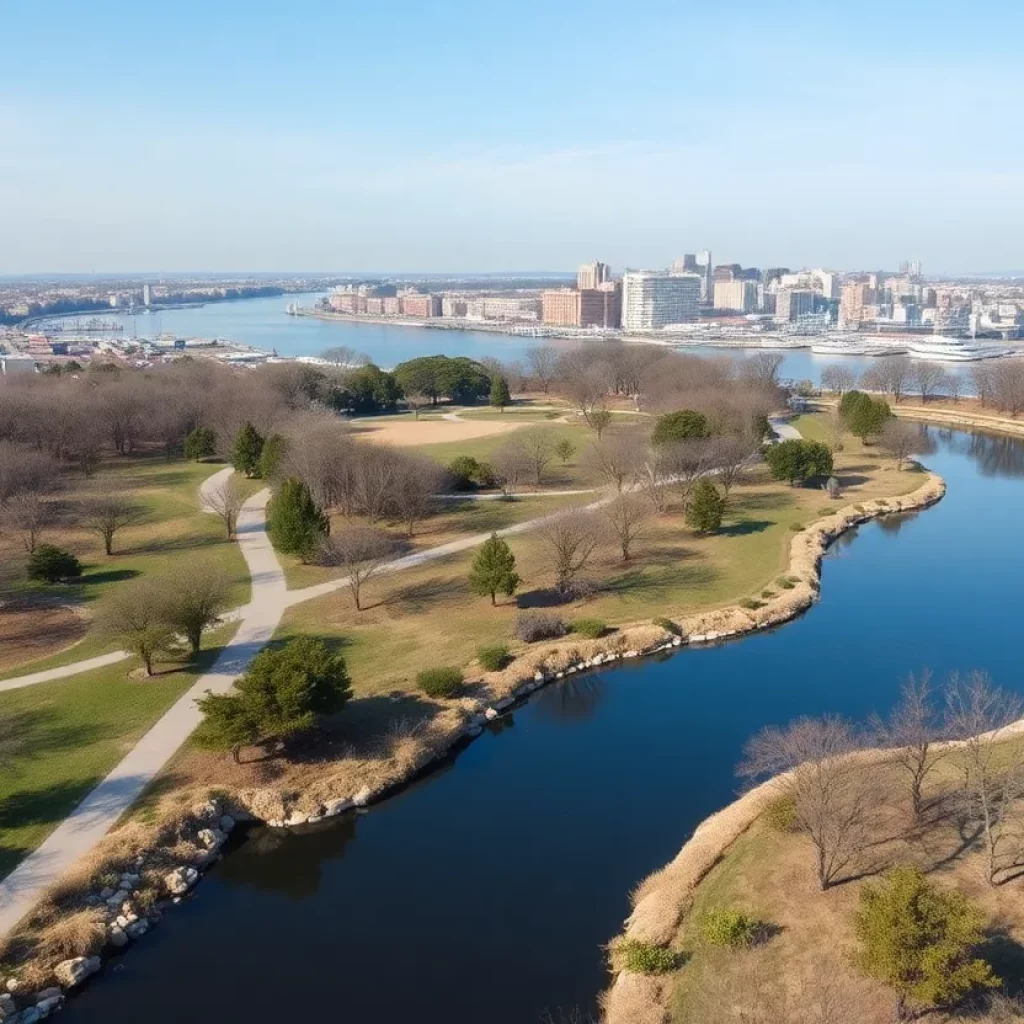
[0,623,238,878]
[0,458,251,678]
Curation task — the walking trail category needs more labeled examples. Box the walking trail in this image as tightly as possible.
[0,417,800,936]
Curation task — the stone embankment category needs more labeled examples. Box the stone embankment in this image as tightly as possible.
[0,471,945,1019]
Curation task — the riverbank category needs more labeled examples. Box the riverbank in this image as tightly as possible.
[0,462,945,1013]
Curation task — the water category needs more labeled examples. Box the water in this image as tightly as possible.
[107,292,975,384]
[62,427,1024,1023]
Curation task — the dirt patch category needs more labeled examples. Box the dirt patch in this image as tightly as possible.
[0,603,87,675]
[353,418,523,446]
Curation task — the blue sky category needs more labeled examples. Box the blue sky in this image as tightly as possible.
[1,0,1022,275]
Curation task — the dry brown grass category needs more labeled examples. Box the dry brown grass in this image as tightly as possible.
[0,602,87,673]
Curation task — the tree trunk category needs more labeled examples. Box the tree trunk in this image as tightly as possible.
[231,745,241,765]
[490,592,496,606]
[143,654,153,677]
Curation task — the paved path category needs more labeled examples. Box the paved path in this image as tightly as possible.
[0,651,131,694]
[0,479,286,937]
[770,416,803,441]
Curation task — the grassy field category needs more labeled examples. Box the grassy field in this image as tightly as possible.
[0,623,238,879]
[0,457,252,677]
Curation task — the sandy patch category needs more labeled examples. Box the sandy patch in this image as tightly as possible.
[352,418,523,446]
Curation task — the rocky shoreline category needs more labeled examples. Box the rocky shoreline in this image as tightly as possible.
[0,470,946,1021]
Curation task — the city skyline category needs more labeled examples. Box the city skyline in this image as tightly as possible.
[2,0,1023,274]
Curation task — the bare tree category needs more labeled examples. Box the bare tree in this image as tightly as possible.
[991,360,1024,416]
[82,495,146,555]
[321,346,369,368]
[862,355,912,404]
[352,444,402,523]
[492,438,533,498]
[740,352,784,388]
[0,492,60,553]
[539,510,601,596]
[556,351,612,430]
[913,360,946,403]
[878,420,929,470]
[0,442,59,501]
[871,672,949,820]
[100,579,178,676]
[204,476,246,539]
[971,364,996,408]
[740,715,869,890]
[515,428,558,485]
[584,428,645,492]
[317,525,398,611]
[825,406,846,453]
[389,454,441,536]
[945,371,963,404]
[820,364,857,395]
[161,562,233,656]
[945,672,1024,885]
[662,437,719,509]
[527,345,559,394]
[636,444,669,513]
[403,388,430,419]
[601,493,650,561]
[711,435,759,497]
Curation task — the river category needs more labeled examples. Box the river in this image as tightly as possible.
[107,291,977,385]
[60,426,1024,1023]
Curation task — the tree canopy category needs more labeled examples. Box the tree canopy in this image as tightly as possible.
[651,409,712,446]
[231,422,265,477]
[840,390,892,440]
[468,533,520,605]
[267,478,330,558]
[765,439,833,485]
[687,478,726,533]
[393,355,491,405]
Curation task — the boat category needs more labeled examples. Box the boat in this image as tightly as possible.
[810,339,871,356]
[906,336,1008,362]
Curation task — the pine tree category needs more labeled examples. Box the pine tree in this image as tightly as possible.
[687,479,726,533]
[854,866,997,1021]
[231,422,265,477]
[259,433,287,479]
[468,533,520,605]
[490,376,511,411]
[266,478,329,559]
[184,426,216,462]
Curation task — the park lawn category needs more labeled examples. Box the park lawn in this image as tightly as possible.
[0,457,252,678]
[0,623,238,879]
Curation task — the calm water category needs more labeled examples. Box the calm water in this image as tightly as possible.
[63,427,1024,1023]
[109,291,975,384]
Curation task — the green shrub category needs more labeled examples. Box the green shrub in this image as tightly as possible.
[775,576,795,590]
[617,938,681,975]
[761,590,775,599]
[573,617,608,639]
[653,616,680,635]
[790,522,804,531]
[477,644,511,672]
[417,667,464,699]
[762,795,798,833]
[699,909,762,949]
[544,410,562,420]
[739,597,762,610]
[27,544,82,583]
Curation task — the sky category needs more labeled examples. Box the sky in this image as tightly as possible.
[1,0,1023,276]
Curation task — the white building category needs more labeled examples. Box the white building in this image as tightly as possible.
[713,279,758,313]
[143,284,152,307]
[622,271,702,330]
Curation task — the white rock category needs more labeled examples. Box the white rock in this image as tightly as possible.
[219,815,236,833]
[54,956,100,988]
[163,866,198,896]
[197,827,226,849]
[352,786,372,807]
[533,671,544,682]
[483,708,498,721]
[109,926,129,948]
[671,636,682,647]
[555,671,564,679]
[283,812,308,827]
[5,979,19,993]
[324,798,353,817]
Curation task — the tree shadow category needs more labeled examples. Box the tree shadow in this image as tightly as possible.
[837,474,870,487]
[719,519,773,537]
[383,575,464,612]
[516,587,575,609]
[78,568,141,587]
[980,929,1024,997]
[128,533,219,555]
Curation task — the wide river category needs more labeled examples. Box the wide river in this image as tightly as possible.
[61,422,1024,1022]
[106,290,977,385]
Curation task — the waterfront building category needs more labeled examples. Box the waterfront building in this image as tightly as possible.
[383,297,401,315]
[621,271,701,330]
[542,283,621,328]
[813,268,839,299]
[839,282,874,328]
[696,250,712,302]
[775,288,818,322]
[441,294,468,318]
[470,296,541,321]
[542,288,580,326]
[713,279,758,313]
[577,261,610,291]
[143,284,151,307]
[400,293,442,318]
[365,297,385,315]
[328,292,368,314]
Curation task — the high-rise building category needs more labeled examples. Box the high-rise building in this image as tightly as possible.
[839,282,874,328]
[142,284,151,307]
[775,288,818,322]
[621,272,701,331]
[542,288,580,327]
[577,261,610,291]
[713,280,758,313]
[542,283,621,328]
[696,250,712,302]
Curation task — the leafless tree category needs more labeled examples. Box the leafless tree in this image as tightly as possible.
[403,388,430,419]
[556,351,612,430]
[740,715,870,890]
[820,365,857,394]
[991,360,1024,417]
[740,352,784,388]
[321,346,369,368]
[81,495,146,555]
[0,442,59,501]
[871,671,949,820]
[317,525,398,610]
[945,371,963,404]
[527,345,559,394]
[662,437,719,509]
[862,355,912,404]
[539,510,602,596]
[945,672,1024,885]
[878,420,929,470]
[204,476,246,539]
[352,444,402,523]
[281,416,355,513]
[515,428,558,485]
[161,562,233,656]
[601,493,650,561]
[971,364,996,408]
[0,492,61,552]
[711,435,760,496]
[100,579,178,677]
[913,360,946,403]
[636,445,670,513]
[389,454,441,536]
[584,428,645,492]
[492,438,533,498]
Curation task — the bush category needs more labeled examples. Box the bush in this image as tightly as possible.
[477,644,511,672]
[738,597,762,610]
[790,522,804,531]
[653,616,680,635]
[762,795,798,832]
[687,478,726,534]
[775,576,795,590]
[417,666,464,698]
[448,455,495,491]
[761,589,775,599]
[267,478,330,559]
[617,938,681,975]
[765,438,833,485]
[514,611,567,643]
[27,544,82,583]
[573,617,608,639]
[699,909,762,949]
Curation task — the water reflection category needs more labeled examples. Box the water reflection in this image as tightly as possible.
[877,511,919,536]
[941,428,1024,479]
[533,674,607,723]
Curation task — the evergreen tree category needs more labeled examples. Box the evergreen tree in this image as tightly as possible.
[231,422,265,477]
[687,479,726,533]
[854,866,997,1021]
[266,478,329,558]
[27,544,82,583]
[184,426,216,462]
[195,636,352,762]
[468,533,520,605]
[490,375,511,411]
[259,433,287,479]
[652,409,712,445]
[765,439,833,485]
[840,390,892,440]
